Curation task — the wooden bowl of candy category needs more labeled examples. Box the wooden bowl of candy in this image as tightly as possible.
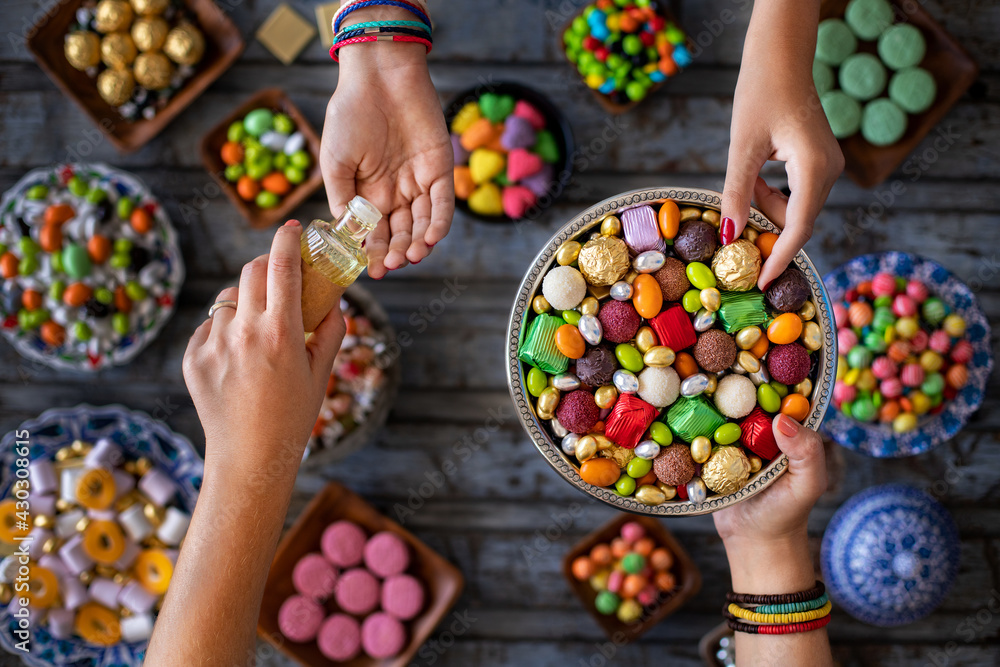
[562,515,700,642]
[506,187,837,516]
[26,0,244,153]
[199,88,324,229]
[258,482,464,666]
[303,283,402,468]
[822,252,992,457]
[0,404,203,667]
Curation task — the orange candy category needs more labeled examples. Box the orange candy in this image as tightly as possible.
[22,289,42,311]
[0,252,18,278]
[632,274,663,319]
[767,312,804,344]
[633,537,655,557]
[454,166,475,199]
[755,232,778,260]
[780,393,810,421]
[262,172,291,195]
[887,340,911,363]
[848,302,873,328]
[649,547,674,571]
[40,321,66,347]
[946,364,968,389]
[63,283,93,307]
[25,566,59,608]
[621,573,647,598]
[88,235,112,264]
[590,543,613,566]
[618,12,639,32]
[75,602,121,646]
[485,124,506,152]
[44,203,75,227]
[459,118,496,152]
[555,324,586,359]
[114,286,132,314]
[899,396,913,413]
[610,537,630,560]
[658,200,680,239]
[635,470,657,487]
[658,57,679,76]
[39,224,63,253]
[750,335,769,359]
[654,571,677,592]
[879,400,901,422]
[236,175,260,201]
[130,208,153,234]
[581,457,621,487]
[220,141,244,166]
[571,556,594,581]
[674,352,699,379]
[0,500,29,544]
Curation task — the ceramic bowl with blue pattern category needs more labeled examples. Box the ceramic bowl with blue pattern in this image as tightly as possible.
[0,405,203,667]
[822,252,992,457]
[821,484,960,627]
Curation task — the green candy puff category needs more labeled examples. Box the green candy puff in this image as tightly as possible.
[532,130,561,164]
[815,19,857,66]
[878,23,926,70]
[889,67,936,114]
[839,53,887,101]
[862,98,907,146]
[821,91,862,139]
[813,60,836,96]
[479,93,515,123]
[845,0,894,41]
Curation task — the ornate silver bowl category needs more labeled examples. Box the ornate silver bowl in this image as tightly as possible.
[506,187,837,516]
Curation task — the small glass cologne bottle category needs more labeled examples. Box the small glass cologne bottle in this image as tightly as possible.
[299,196,382,331]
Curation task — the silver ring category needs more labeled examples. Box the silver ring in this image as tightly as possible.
[208,300,238,318]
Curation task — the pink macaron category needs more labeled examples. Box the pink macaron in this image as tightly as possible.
[292,552,338,600]
[381,573,425,621]
[317,613,362,662]
[361,611,407,659]
[335,568,380,615]
[277,594,324,643]
[322,520,367,568]
[363,531,410,578]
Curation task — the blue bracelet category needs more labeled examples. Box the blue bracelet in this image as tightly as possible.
[752,593,830,615]
[336,26,433,43]
[334,0,431,34]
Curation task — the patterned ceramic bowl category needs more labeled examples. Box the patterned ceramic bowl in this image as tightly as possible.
[506,187,837,516]
[822,252,992,457]
[0,405,203,667]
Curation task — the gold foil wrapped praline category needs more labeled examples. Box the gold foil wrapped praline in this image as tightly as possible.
[600,444,636,470]
[711,239,762,292]
[65,31,101,70]
[701,445,751,495]
[95,0,134,33]
[577,235,629,286]
[100,32,138,70]
[130,0,171,16]
[134,51,173,90]
[163,23,206,66]
[131,16,169,52]
[97,68,135,106]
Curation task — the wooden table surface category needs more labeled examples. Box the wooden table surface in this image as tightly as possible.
[1,0,998,665]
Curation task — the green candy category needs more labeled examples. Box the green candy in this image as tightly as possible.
[72,321,92,342]
[815,18,857,66]
[921,373,945,396]
[273,113,294,135]
[290,150,312,170]
[851,395,877,422]
[68,177,88,197]
[595,591,620,615]
[878,23,926,70]
[284,166,305,184]
[841,399,854,417]
[125,281,147,302]
[117,197,134,219]
[526,367,548,397]
[495,171,511,187]
[86,187,107,204]
[615,343,644,373]
[243,108,274,137]
[62,244,91,279]
[224,164,245,182]
[26,184,48,200]
[49,280,66,301]
[718,290,767,332]
[757,383,782,413]
[714,422,742,445]
[686,262,715,289]
[844,0,893,41]
[861,98,907,147]
[839,53,887,102]
[625,81,647,102]
[622,34,643,56]
[110,252,131,269]
[518,313,569,374]
[273,152,288,170]
[114,238,133,253]
[19,237,40,257]
[17,310,32,331]
[769,381,788,398]
[614,476,637,496]
[50,250,64,273]
[95,287,114,304]
[847,346,873,368]
[813,61,835,96]
[478,93,515,123]
[889,67,936,114]
[821,91,862,139]
[227,121,246,142]
[18,255,38,276]
[922,297,947,325]
[871,306,896,332]
[667,395,727,443]
[255,191,280,209]
[682,289,702,313]
[873,391,883,408]
[873,295,892,308]
[621,552,645,574]
[561,310,581,326]
[626,457,652,479]
[665,25,685,45]
[112,312,130,335]
[648,421,673,446]
[532,131,561,164]
[864,331,887,353]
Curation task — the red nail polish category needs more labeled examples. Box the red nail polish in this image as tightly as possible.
[776,414,800,437]
[413,259,421,265]
[720,217,735,245]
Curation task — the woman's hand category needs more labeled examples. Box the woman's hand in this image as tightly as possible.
[321,36,453,279]
[182,221,346,472]
[721,0,844,289]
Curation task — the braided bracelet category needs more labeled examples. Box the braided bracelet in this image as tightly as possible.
[329,34,432,63]
[336,26,433,42]
[727,600,832,625]
[726,580,826,605]
[727,612,832,635]
[335,19,431,37]
[334,0,431,34]
[749,593,830,615]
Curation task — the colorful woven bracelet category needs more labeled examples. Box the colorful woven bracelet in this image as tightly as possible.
[336,26,433,43]
[329,34,432,63]
[334,0,431,34]
[750,593,830,615]
[727,612,832,635]
[335,19,430,38]
[727,600,832,625]
[726,580,825,605]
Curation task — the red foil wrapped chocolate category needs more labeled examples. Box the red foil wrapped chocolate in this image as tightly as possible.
[740,407,780,460]
[605,394,659,449]
[649,304,697,352]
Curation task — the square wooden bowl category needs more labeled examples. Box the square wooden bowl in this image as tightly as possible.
[26,0,244,153]
[258,482,465,667]
[562,514,701,642]
[820,0,978,187]
[200,88,324,229]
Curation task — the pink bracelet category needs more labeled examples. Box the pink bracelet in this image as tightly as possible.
[329,34,432,63]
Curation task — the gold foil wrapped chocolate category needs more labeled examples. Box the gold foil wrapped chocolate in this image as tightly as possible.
[65,31,101,70]
[600,444,635,469]
[130,0,170,16]
[134,51,173,90]
[577,235,629,286]
[701,446,751,495]
[97,68,135,105]
[163,23,205,66]
[101,32,137,70]
[711,239,762,292]
[131,16,169,52]
[95,0,134,33]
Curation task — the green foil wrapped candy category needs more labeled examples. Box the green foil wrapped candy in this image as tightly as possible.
[717,290,768,333]
[518,313,570,374]
[666,395,727,443]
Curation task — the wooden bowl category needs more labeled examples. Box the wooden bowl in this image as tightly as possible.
[820,0,978,187]
[26,0,244,153]
[200,88,324,229]
[698,621,735,666]
[258,483,465,667]
[561,514,701,642]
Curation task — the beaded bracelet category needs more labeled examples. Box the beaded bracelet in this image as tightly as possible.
[726,612,832,635]
[726,580,826,605]
[727,600,832,625]
[334,0,431,34]
[336,26,433,43]
[329,34,432,63]
[750,593,830,615]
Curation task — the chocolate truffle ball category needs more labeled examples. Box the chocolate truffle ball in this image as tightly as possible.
[693,329,737,373]
[767,343,812,385]
[598,300,641,344]
[673,220,718,263]
[576,347,618,387]
[653,444,696,486]
[556,390,601,434]
[766,267,811,313]
[653,258,691,302]
[714,374,757,419]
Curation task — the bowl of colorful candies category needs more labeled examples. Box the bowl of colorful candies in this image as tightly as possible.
[444,82,574,223]
[822,252,992,457]
[0,404,203,667]
[506,187,837,516]
[561,1,692,113]
[303,284,401,468]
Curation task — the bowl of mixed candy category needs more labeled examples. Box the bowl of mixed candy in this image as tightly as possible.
[506,188,836,516]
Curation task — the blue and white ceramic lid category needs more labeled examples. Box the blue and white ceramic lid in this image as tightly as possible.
[821,484,960,627]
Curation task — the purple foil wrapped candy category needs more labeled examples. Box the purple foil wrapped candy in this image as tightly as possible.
[622,205,666,253]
